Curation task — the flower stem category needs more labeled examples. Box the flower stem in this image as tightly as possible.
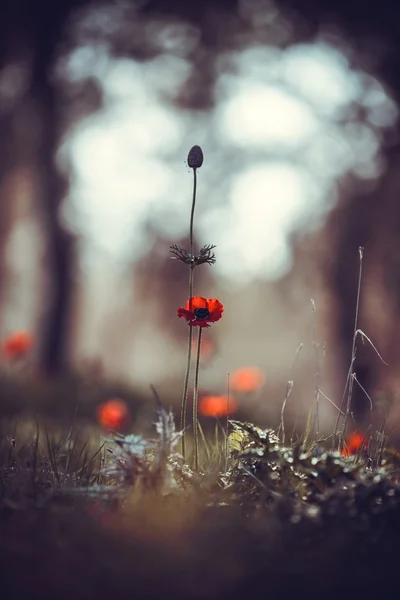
[180,167,198,460]
[180,267,194,459]
[189,168,197,262]
[193,326,202,471]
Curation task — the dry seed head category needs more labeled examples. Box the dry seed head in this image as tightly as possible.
[169,243,216,266]
[187,145,204,169]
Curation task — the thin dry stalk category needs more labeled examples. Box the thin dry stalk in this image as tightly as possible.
[310,298,322,441]
[198,420,211,463]
[352,373,373,411]
[319,390,346,417]
[343,247,364,438]
[225,372,230,472]
[333,250,388,450]
[279,343,303,444]
[333,247,364,448]
[280,380,294,446]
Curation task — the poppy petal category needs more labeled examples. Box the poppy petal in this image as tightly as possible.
[177,307,194,320]
[207,298,224,313]
[207,301,223,322]
[186,296,208,311]
[207,298,224,316]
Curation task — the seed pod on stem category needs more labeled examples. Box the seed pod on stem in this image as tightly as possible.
[187,145,204,169]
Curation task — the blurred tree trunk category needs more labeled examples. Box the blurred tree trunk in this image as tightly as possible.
[30,12,73,377]
[0,1,83,376]
[0,118,16,324]
[0,4,19,327]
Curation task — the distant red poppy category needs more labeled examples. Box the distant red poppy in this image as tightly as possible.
[341,431,365,457]
[2,331,34,360]
[177,297,224,328]
[230,366,265,393]
[199,394,238,418]
[97,399,129,431]
[191,335,214,359]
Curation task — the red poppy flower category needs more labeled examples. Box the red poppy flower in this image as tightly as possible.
[341,431,365,457]
[230,366,265,393]
[199,394,238,418]
[2,331,34,360]
[191,336,215,359]
[97,399,129,431]
[177,297,224,327]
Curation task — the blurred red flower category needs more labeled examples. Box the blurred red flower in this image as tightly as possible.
[2,331,34,360]
[230,366,265,393]
[177,297,224,328]
[341,431,365,457]
[97,399,129,431]
[191,335,214,359]
[199,394,238,418]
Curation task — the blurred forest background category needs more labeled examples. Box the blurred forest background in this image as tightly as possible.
[2,0,400,433]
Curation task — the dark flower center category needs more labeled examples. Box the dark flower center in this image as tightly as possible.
[194,307,210,320]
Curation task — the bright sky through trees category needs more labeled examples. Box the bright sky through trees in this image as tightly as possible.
[61,40,397,285]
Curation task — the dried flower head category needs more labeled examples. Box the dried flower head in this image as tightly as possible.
[196,244,216,265]
[2,331,34,360]
[177,296,224,327]
[187,145,204,169]
[169,243,216,266]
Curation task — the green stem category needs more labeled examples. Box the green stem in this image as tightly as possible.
[192,326,202,471]
[180,167,198,460]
